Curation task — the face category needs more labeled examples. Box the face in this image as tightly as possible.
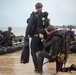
[66,28,71,31]
[40,7,43,11]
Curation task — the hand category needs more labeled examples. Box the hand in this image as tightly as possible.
[39,34,44,39]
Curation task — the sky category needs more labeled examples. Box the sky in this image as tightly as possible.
[0,0,76,27]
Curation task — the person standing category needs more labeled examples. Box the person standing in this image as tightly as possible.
[26,2,50,71]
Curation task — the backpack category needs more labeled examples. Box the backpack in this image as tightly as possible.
[49,30,70,62]
[55,30,70,63]
[1,31,15,46]
[27,11,49,37]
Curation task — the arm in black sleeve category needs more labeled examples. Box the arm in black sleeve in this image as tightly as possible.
[26,14,35,36]
[43,35,61,48]
[39,30,47,39]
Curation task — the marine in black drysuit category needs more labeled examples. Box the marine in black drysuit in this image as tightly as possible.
[36,31,63,74]
[1,31,15,46]
[25,10,49,71]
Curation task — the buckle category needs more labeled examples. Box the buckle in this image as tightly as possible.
[34,34,38,37]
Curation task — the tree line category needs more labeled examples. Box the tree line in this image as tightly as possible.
[55,25,76,29]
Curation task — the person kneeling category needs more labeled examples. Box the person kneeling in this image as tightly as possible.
[36,25,65,74]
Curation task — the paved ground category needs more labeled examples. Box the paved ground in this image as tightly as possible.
[0,51,76,75]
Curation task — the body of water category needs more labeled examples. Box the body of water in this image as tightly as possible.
[0,27,26,36]
[0,27,76,36]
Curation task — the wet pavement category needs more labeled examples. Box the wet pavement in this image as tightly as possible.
[0,51,76,75]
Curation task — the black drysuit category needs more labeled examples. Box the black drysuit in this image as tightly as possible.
[37,32,63,72]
